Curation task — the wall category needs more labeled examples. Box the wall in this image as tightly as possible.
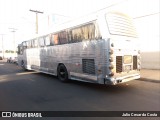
[134,13,160,69]
[108,0,160,69]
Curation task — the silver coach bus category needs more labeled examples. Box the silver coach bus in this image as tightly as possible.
[17,11,140,85]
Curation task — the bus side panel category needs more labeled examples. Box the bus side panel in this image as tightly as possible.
[67,39,108,83]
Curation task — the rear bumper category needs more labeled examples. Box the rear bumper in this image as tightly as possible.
[105,73,140,85]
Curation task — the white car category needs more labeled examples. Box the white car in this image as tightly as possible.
[11,57,18,64]
[7,57,17,64]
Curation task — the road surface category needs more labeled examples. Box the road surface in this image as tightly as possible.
[0,60,159,120]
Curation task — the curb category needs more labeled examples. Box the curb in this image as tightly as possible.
[137,77,160,83]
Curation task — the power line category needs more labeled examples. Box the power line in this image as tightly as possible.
[0,34,6,59]
[9,28,17,56]
[133,12,160,19]
[84,0,128,16]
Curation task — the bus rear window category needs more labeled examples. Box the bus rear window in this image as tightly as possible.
[106,12,137,38]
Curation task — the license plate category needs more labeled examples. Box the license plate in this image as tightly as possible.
[124,55,132,64]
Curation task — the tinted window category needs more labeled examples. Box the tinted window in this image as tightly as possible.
[72,27,83,42]
[45,35,50,46]
[71,23,95,43]
[34,39,38,47]
[58,31,68,44]
[68,30,73,43]
[26,41,29,48]
[53,34,59,45]
[31,40,34,48]
[28,40,32,48]
[50,34,54,46]
[39,37,45,47]
[87,24,95,40]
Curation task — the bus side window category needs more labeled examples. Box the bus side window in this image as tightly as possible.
[22,41,27,49]
[94,22,102,39]
[28,40,32,48]
[31,39,35,48]
[39,37,45,47]
[54,34,59,45]
[26,41,29,48]
[82,25,88,40]
[88,24,95,40]
[50,34,54,46]
[82,23,95,41]
[72,27,83,43]
[34,39,38,47]
[71,29,77,43]
[45,35,50,46]
[58,31,68,44]
[71,23,95,43]
[68,30,73,43]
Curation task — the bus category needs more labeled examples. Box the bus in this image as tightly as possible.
[17,11,141,85]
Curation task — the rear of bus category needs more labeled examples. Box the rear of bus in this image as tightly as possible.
[104,12,140,85]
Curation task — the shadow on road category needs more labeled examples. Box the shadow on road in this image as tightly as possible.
[30,72,134,94]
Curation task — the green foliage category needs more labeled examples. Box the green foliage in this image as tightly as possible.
[5,50,16,53]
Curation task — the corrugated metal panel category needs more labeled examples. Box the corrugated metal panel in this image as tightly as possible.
[116,56,123,73]
[82,59,95,75]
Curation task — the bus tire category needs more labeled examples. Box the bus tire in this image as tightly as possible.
[57,64,69,82]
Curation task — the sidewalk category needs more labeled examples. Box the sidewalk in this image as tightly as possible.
[139,69,160,83]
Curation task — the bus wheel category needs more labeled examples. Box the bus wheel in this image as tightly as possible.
[57,64,69,82]
[21,61,27,71]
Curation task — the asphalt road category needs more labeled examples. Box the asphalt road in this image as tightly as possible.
[0,60,159,120]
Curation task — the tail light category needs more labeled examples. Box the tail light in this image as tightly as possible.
[109,49,114,54]
[109,57,113,62]
[109,72,114,76]
[109,64,114,69]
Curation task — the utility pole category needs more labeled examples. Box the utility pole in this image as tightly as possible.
[29,9,43,34]
[9,28,17,57]
[0,34,5,59]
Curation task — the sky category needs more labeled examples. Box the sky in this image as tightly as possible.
[0,0,123,33]
[0,0,124,49]
[0,0,159,51]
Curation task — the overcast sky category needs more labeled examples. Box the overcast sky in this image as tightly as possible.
[0,0,159,50]
[0,0,122,30]
[0,0,125,49]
